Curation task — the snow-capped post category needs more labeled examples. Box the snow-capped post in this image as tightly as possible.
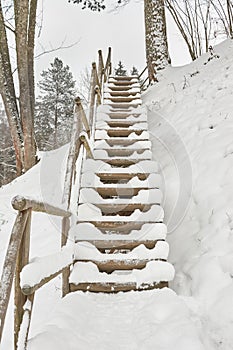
[144,0,169,82]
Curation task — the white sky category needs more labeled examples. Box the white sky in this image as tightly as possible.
[35,0,191,86]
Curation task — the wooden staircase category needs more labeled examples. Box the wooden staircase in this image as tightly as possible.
[69,75,174,293]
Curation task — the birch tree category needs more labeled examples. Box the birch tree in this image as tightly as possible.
[0,0,37,175]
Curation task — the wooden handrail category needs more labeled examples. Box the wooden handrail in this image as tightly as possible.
[0,210,29,344]
[138,65,148,79]
[12,196,71,217]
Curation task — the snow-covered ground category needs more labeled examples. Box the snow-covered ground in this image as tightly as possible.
[1,39,233,349]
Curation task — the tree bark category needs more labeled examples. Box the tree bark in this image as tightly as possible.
[14,0,37,171]
[0,1,24,175]
[144,0,170,82]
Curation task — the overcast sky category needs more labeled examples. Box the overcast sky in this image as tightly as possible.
[35,0,191,85]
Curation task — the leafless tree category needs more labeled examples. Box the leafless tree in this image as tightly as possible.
[0,0,38,175]
[166,0,233,60]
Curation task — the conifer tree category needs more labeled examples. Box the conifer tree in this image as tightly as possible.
[35,58,76,150]
[131,66,139,76]
[114,61,127,76]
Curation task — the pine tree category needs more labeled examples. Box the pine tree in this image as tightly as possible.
[114,61,127,76]
[35,58,76,150]
[131,66,139,76]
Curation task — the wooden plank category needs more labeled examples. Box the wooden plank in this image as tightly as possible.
[106,103,141,109]
[101,129,145,137]
[105,121,147,128]
[96,149,149,157]
[96,173,149,181]
[74,239,162,250]
[94,187,148,197]
[76,259,165,273]
[106,97,140,103]
[0,211,28,345]
[14,209,31,348]
[106,91,139,97]
[93,203,155,214]
[17,294,34,350]
[21,265,73,296]
[12,196,71,217]
[96,139,144,146]
[70,281,168,293]
[78,221,162,232]
[61,217,71,297]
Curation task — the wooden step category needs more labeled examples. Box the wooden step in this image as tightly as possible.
[78,221,163,232]
[91,203,155,214]
[106,85,139,92]
[75,259,166,273]
[70,281,168,293]
[95,138,148,146]
[94,149,151,158]
[107,112,145,119]
[102,121,147,128]
[92,187,145,197]
[94,140,151,150]
[109,76,139,81]
[105,90,140,97]
[105,97,140,103]
[96,159,147,167]
[95,129,148,138]
[96,173,152,182]
[74,239,164,251]
[106,103,141,109]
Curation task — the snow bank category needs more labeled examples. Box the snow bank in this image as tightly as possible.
[144,39,233,348]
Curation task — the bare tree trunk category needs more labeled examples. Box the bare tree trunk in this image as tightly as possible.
[144,0,170,82]
[14,0,37,171]
[0,2,24,175]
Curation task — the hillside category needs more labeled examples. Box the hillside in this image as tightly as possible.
[1,39,233,349]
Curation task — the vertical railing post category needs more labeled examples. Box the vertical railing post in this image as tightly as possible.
[98,49,104,91]
[61,217,70,297]
[14,208,32,349]
[88,62,97,133]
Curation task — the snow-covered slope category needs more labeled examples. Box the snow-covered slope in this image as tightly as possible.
[1,39,233,349]
[144,39,233,349]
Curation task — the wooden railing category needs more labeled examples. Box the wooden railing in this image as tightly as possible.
[139,65,150,90]
[0,48,112,349]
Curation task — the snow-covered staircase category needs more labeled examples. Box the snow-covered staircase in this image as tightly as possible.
[69,75,175,293]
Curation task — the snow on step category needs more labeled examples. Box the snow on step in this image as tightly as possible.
[77,203,164,222]
[75,241,169,261]
[82,159,159,174]
[79,188,162,205]
[95,120,148,130]
[93,149,152,160]
[104,87,141,94]
[95,130,149,140]
[72,222,167,242]
[96,113,147,122]
[97,104,147,115]
[104,92,141,99]
[69,261,175,287]
[81,173,161,188]
[94,140,151,150]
